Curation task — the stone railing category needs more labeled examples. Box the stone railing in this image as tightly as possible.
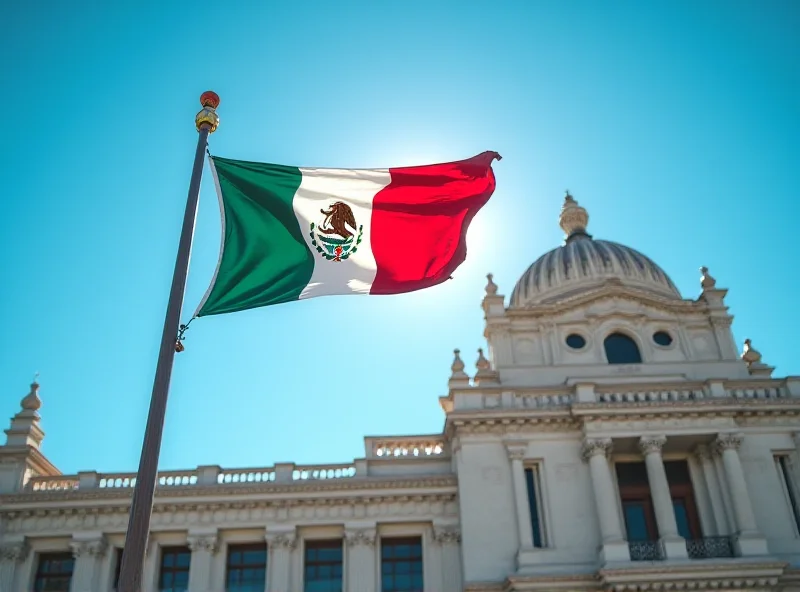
[367,435,448,459]
[518,393,574,408]
[24,461,360,493]
[583,379,796,405]
[217,467,276,484]
[596,388,706,404]
[293,464,356,480]
[727,386,786,399]
[27,476,80,492]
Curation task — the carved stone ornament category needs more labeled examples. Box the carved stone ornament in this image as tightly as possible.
[715,432,743,453]
[187,535,218,554]
[0,542,28,562]
[433,527,461,545]
[485,273,498,296]
[70,538,107,558]
[638,435,667,456]
[505,445,526,461]
[581,438,613,461]
[344,529,376,547]
[267,534,297,550]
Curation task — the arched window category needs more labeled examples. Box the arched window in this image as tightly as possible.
[604,333,642,364]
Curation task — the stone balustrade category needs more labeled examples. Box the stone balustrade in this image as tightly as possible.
[23,461,361,494]
[595,387,706,404]
[367,435,448,458]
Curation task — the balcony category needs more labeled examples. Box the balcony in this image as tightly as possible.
[628,540,665,561]
[686,536,735,559]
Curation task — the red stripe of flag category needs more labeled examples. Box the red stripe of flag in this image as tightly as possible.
[369,151,501,295]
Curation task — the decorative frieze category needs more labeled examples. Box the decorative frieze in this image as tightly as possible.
[0,492,458,536]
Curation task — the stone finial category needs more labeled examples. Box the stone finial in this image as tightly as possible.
[741,338,762,366]
[485,273,498,296]
[700,266,717,290]
[20,380,41,412]
[476,348,491,373]
[451,349,467,377]
[740,338,774,377]
[559,191,590,238]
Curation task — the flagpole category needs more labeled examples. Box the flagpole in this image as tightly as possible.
[117,91,220,592]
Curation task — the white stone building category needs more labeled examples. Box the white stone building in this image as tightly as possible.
[1,194,799,592]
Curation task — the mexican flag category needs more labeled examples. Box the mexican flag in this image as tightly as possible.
[196,151,500,316]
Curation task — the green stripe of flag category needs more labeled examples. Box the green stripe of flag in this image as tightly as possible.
[198,157,312,316]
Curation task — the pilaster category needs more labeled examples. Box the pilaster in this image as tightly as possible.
[693,445,728,535]
[344,524,376,592]
[505,444,534,550]
[0,540,28,592]
[432,525,462,592]
[187,529,219,592]
[714,433,769,556]
[266,526,296,592]
[69,534,107,592]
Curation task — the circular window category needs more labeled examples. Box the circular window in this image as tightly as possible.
[566,334,587,350]
[653,331,673,347]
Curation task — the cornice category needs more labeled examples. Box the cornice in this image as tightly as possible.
[1,491,457,515]
[599,560,787,592]
[0,475,457,507]
[447,412,579,436]
[505,573,601,591]
[445,396,800,436]
[572,396,800,421]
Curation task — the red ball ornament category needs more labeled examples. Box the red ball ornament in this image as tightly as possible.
[200,91,220,109]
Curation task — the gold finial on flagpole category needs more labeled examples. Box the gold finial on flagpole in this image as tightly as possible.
[196,91,220,132]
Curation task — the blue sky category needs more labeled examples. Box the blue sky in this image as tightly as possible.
[1,0,797,475]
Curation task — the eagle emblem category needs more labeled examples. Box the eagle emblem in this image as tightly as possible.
[309,201,364,262]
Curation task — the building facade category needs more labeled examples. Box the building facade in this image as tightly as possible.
[1,194,799,592]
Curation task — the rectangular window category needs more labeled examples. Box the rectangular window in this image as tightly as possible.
[113,548,123,589]
[776,455,800,535]
[226,543,267,592]
[524,466,545,547]
[34,552,74,592]
[304,539,343,592]
[158,546,191,592]
[380,536,423,592]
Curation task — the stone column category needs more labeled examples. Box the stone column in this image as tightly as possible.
[266,528,296,592]
[694,445,729,535]
[506,444,534,549]
[344,525,376,592]
[715,433,768,555]
[0,541,28,592]
[581,438,628,562]
[187,530,219,592]
[433,527,462,592]
[711,449,736,532]
[69,535,107,592]
[639,436,687,559]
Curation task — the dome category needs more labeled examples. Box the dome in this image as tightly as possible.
[510,194,681,307]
